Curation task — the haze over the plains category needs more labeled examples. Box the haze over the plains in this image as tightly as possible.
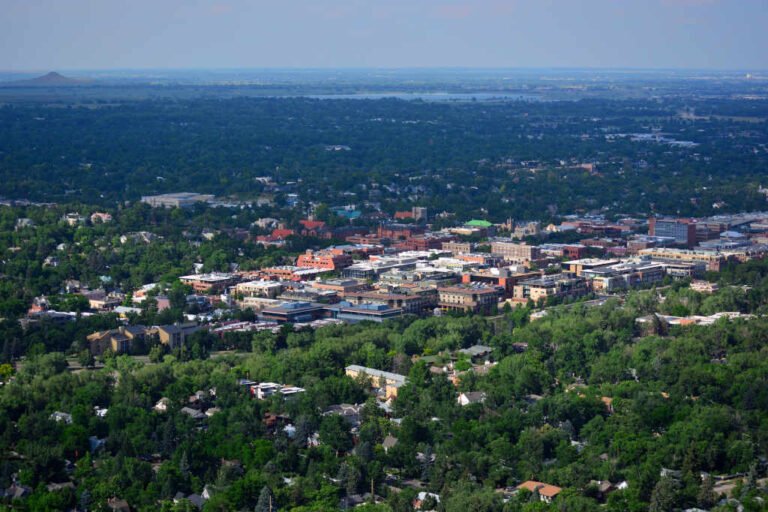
[1,0,767,71]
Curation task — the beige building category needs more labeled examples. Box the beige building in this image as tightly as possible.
[234,280,284,300]
[345,365,407,398]
[88,326,147,355]
[153,324,200,349]
[490,240,541,263]
[437,285,502,313]
[442,241,471,255]
[637,248,725,272]
[690,280,719,293]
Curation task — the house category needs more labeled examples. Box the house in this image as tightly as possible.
[154,398,170,413]
[299,219,327,236]
[324,403,364,428]
[250,382,306,400]
[90,212,113,223]
[588,480,617,500]
[46,482,76,493]
[413,491,441,511]
[517,481,562,503]
[341,493,384,508]
[174,492,206,509]
[251,382,281,400]
[180,407,206,421]
[50,411,73,424]
[3,483,32,501]
[457,391,487,406]
[458,345,493,362]
[107,497,131,512]
[62,213,86,226]
[89,436,107,453]
[382,435,399,453]
[82,289,121,310]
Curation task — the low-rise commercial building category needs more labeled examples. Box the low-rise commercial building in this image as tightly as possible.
[582,261,665,292]
[342,257,419,280]
[261,301,326,324]
[141,192,214,208]
[512,275,589,304]
[442,241,472,255]
[637,248,725,272]
[296,250,353,271]
[563,258,620,277]
[343,289,438,315]
[333,303,404,323]
[461,268,541,298]
[437,285,502,314]
[179,273,239,293]
[490,240,541,263]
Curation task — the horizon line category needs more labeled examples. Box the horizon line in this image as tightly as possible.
[1,65,767,74]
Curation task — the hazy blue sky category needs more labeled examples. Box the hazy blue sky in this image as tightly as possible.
[1,0,766,71]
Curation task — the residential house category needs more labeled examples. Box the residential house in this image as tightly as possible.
[382,435,398,453]
[457,391,487,406]
[517,481,562,503]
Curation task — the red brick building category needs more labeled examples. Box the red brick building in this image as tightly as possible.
[296,250,353,271]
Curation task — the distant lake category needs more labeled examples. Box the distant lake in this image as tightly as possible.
[302,92,541,102]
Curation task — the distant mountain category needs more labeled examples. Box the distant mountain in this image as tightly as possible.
[1,71,90,87]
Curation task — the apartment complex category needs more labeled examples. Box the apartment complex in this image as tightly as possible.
[512,275,589,304]
[490,240,541,263]
[437,285,502,314]
[87,325,148,355]
[581,261,665,292]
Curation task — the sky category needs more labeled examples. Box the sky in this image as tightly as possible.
[1,0,767,71]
